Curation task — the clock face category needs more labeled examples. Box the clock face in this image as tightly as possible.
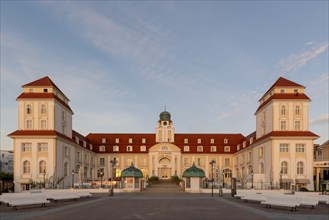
[161,146,169,151]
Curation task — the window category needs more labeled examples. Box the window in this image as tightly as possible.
[37,143,48,152]
[84,154,88,163]
[224,146,230,152]
[280,121,287,130]
[41,105,46,114]
[127,146,133,152]
[210,139,214,144]
[39,160,46,174]
[184,146,190,152]
[64,162,68,176]
[65,147,69,156]
[115,138,119,143]
[260,162,264,174]
[224,158,230,166]
[294,89,298,93]
[27,104,32,114]
[102,138,106,144]
[248,151,252,162]
[281,161,288,174]
[297,161,304,175]
[184,138,188,144]
[21,143,32,152]
[197,158,202,166]
[26,120,32,129]
[23,161,30,174]
[259,147,264,157]
[29,88,33,93]
[197,146,203,152]
[184,158,189,166]
[197,139,201,144]
[295,105,300,115]
[243,141,246,148]
[223,169,232,178]
[99,146,105,152]
[281,105,286,115]
[129,138,133,144]
[280,89,285,93]
[280,144,289,152]
[210,146,217,152]
[296,144,305,153]
[41,120,47,129]
[294,121,301,130]
[113,146,119,152]
[140,146,146,152]
[250,137,253,144]
[100,158,105,166]
[237,145,240,151]
[224,139,228,144]
[83,141,86,148]
[142,138,146,144]
[43,88,48,92]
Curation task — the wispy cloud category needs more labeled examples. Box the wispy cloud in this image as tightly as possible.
[310,114,329,125]
[276,42,328,75]
[310,73,329,86]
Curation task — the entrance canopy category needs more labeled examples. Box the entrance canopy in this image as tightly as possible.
[183,163,205,178]
[121,163,143,178]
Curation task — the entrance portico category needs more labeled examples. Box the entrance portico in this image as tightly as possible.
[149,143,182,179]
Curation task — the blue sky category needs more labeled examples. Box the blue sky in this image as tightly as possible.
[1,1,328,150]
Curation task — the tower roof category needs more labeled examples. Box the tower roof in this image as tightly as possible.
[22,76,69,100]
[159,111,171,122]
[182,163,205,178]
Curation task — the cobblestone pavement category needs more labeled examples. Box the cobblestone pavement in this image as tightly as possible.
[1,192,328,220]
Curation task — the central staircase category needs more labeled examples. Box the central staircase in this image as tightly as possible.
[144,179,183,194]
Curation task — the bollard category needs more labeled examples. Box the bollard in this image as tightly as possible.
[109,188,114,196]
[219,187,223,197]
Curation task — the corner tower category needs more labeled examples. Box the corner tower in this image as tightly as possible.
[155,110,175,143]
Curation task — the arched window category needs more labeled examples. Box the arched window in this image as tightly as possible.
[260,162,264,174]
[113,146,119,152]
[23,161,30,174]
[281,105,286,115]
[27,104,32,114]
[224,146,230,152]
[210,146,217,152]
[39,160,46,174]
[197,146,203,152]
[64,162,68,177]
[184,146,190,152]
[99,146,105,152]
[297,161,304,175]
[295,105,300,115]
[127,146,133,152]
[281,161,288,174]
[41,104,46,114]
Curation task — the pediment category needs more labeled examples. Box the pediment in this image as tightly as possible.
[148,143,181,152]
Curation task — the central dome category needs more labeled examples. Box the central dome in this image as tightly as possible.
[159,111,171,121]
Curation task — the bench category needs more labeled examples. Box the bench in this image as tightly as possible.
[45,193,80,201]
[317,195,329,204]
[241,195,267,203]
[74,191,92,198]
[0,193,30,206]
[297,196,319,209]
[261,195,300,211]
[9,194,50,210]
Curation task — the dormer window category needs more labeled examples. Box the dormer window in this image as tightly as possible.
[184,138,188,144]
[99,146,105,152]
[197,139,201,144]
[250,137,253,144]
[75,137,79,144]
[43,89,48,92]
[184,146,190,152]
[102,138,106,144]
[115,138,119,143]
[129,138,133,144]
[224,139,228,144]
[243,141,246,148]
[280,89,285,93]
[127,146,133,152]
[89,144,93,150]
[237,144,240,151]
[210,139,215,144]
[29,88,33,93]
[294,89,298,93]
[83,141,86,148]
[113,146,119,152]
[197,146,203,152]
[210,146,217,152]
[224,146,230,152]
[142,138,146,144]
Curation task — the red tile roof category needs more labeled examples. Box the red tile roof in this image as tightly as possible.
[260,77,305,101]
[17,93,73,113]
[255,93,310,114]
[22,76,69,100]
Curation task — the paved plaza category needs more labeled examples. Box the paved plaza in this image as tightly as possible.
[1,189,328,220]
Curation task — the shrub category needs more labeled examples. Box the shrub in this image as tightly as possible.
[300,187,309,192]
[171,175,182,184]
[148,176,159,183]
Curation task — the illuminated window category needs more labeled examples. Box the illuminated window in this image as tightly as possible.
[184,146,190,152]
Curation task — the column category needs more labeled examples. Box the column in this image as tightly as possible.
[316,167,320,191]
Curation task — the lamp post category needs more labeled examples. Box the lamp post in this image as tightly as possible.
[100,171,104,188]
[280,169,283,189]
[43,170,46,189]
[71,170,75,188]
[251,170,254,189]
[210,160,216,197]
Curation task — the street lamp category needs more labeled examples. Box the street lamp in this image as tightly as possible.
[251,170,254,189]
[43,170,46,189]
[280,169,283,189]
[100,171,104,188]
[71,170,75,188]
[209,160,216,197]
